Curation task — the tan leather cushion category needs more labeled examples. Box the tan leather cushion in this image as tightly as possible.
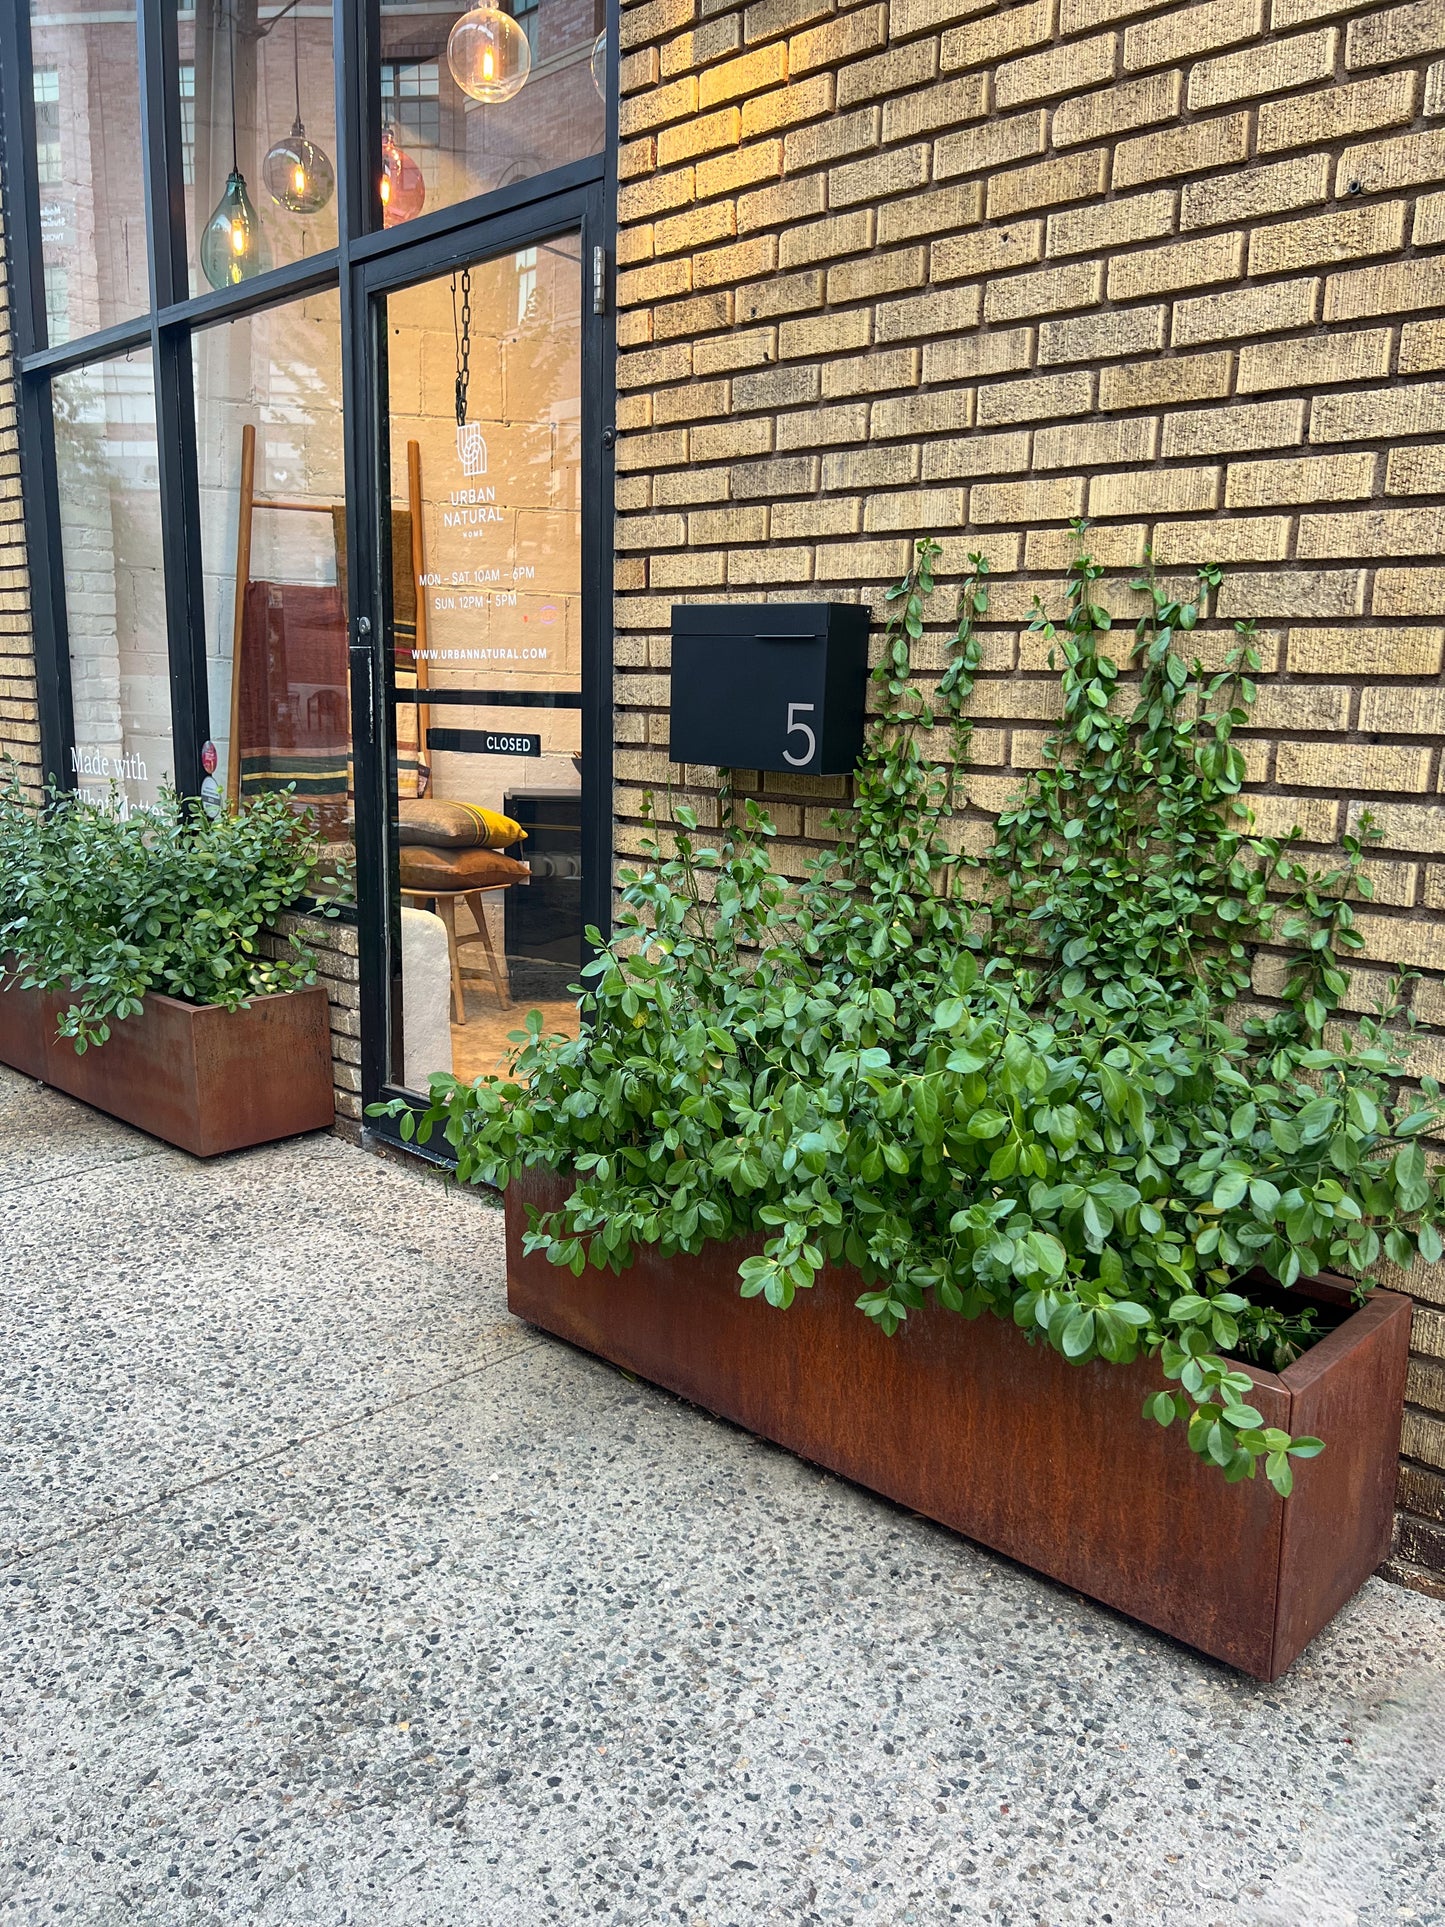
[397,799,525,848]
[398,845,530,893]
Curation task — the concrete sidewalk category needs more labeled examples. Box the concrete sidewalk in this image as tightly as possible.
[0,1064,1442,1927]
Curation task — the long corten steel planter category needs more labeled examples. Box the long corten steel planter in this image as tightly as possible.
[505,1171,1411,1681]
[0,979,335,1157]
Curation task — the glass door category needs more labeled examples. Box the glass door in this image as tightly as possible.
[355,194,607,1114]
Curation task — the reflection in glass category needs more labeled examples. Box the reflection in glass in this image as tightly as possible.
[375,1,603,229]
[447,7,532,106]
[53,354,171,815]
[28,9,149,341]
[180,1,337,296]
[383,241,584,1088]
[193,292,347,846]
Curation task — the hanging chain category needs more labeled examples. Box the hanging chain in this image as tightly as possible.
[452,267,472,428]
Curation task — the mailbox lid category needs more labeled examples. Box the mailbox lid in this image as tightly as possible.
[671,602,849,641]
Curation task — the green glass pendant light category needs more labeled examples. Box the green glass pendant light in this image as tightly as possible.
[199,7,271,289]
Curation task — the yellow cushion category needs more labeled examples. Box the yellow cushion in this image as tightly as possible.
[398,799,525,849]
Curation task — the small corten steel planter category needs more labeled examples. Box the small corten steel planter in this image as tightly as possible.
[505,1172,1411,1681]
[0,979,335,1157]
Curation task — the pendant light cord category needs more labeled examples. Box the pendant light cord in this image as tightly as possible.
[228,2,238,171]
[292,9,301,123]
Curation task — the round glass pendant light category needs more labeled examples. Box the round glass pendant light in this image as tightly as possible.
[200,169,272,289]
[262,14,335,214]
[591,29,606,98]
[263,119,335,214]
[379,126,426,226]
[447,7,531,104]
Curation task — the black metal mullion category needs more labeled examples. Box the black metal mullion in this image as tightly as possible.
[153,325,209,798]
[579,0,620,969]
[0,0,46,358]
[17,315,153,381]
[139,0,187,311]
[344,260,392,1112]
[338,0,390,1110]
[339,0,381,246]
[15,372,74,786]
[346,152,604,263]
[138,0,208,796]
[579,177,614,979]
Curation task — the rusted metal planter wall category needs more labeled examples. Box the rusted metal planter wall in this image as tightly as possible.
[506,1173,1411,1682]
[0,981,335,1157]
[0,973,49,1082]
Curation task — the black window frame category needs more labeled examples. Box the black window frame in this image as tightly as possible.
[0,0,618,1128]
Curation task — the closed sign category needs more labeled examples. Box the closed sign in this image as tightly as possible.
[427,727,542,758]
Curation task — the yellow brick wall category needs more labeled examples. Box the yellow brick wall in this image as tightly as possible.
[612,0,1445,1592]
[0,164,40,794]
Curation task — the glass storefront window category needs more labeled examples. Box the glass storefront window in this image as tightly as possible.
[53,352,171,815]
[9,0,607,1118]
[192,290,348,840]
[180,1,338,296]
[375,2,604,231]
[382,237,584,1084]
[27,6,149,340]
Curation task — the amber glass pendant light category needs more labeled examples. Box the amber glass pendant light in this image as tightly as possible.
[262,11,335,214]
[379,125,426,226]
[447,7,531,105]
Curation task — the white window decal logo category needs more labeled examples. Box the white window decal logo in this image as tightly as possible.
[457,422,488,477]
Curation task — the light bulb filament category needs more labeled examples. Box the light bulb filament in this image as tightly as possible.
[231,221,247,254]
[482,46,495,79]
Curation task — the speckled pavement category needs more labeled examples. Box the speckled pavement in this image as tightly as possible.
[1,1065,1443,1927]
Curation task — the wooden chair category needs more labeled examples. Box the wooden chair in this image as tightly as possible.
[400,886,512,1023]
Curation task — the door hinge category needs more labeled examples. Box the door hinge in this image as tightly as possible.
[592,244,608,317]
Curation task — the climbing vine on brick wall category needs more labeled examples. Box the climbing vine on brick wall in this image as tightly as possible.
[381,534,1444,1496]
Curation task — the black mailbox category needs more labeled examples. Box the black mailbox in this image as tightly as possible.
[668,602,870,776]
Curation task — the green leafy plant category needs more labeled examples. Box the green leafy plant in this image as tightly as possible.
[0,769,337,1050]
[376,532,1443,1496]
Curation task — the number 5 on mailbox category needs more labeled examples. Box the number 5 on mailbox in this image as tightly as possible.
[783,703,816,767]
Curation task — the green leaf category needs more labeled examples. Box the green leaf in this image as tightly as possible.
[1061,1308,1095,1358]
[1212,1172,1248,1211]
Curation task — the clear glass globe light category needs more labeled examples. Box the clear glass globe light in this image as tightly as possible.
[379,126,426,226]
[199,169,272,290]
[447,7,531,105]
[262,119,335,214]
[591,29,606,99]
